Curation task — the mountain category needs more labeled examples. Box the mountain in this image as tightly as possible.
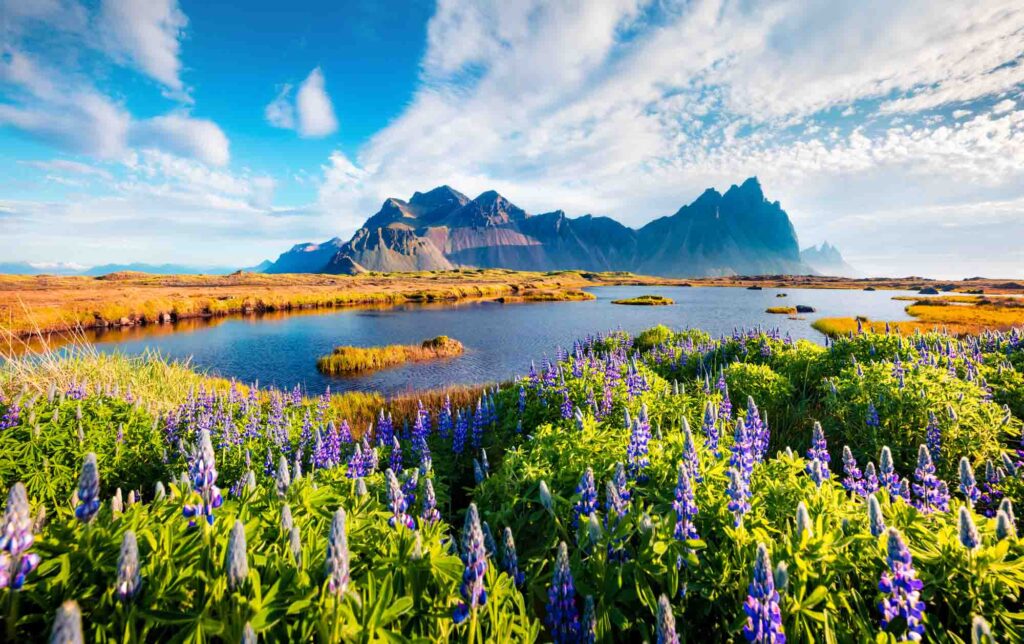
[265,178,814,277]
[801,241,859,277]
[0,262,236,276]
[0,261,85,275]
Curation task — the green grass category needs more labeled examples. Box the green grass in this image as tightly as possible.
[765,306,796,314]
[316,336,465,375]
[611,294,674,305]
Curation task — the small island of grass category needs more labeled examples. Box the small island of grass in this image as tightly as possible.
[765,306,796,314]
[611,294,674,306]
[317,335,464,375]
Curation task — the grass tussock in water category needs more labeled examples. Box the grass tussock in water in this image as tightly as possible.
[813,297,1024,337]
[765,306,797,314]
[317,336,465,375]
[611,294,674,305]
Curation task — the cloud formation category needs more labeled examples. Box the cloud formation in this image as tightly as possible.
[265,67,339,138]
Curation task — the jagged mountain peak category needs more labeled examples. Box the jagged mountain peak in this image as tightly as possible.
[409,185,470,208]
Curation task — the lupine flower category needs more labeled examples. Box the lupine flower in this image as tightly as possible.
[612,462,631,503]
[971,615,995,644]
[75,452,100,523]
[745,397,769,462]
[925,412,941,466]
[289,525,302,566]
[626,406,651,481]
[242,623,257,644]
[453,504,488,623]
[547,541,580,643]
[673,462,698,542]
[539,480,553,512]
[841,446,863,495]
[730,419,755,484]
[275,455,291,497]
[868,494,886,537]
[0,482,40,590]
[805,422,830,480]
[390,437,403,473]
[866,403,880,428]
[727,467,751,527]
[154,481,166,501]
[657,594,680,644]
[998,498,1016,531]
[573,468,598,529]
[482,521,498,558]
[473,459,485,485]
[681,418,701,481]
[402,470,419,510]
[878,528,925,640]
[422,478,441,524]
[326,508,350,595]
[959,457,980,507]
[49,600,84,644]
[501,527,525,586]
[581,595,597,644]
[995,510,1015,541]
[773,562,789,595]
[115,530,142,600]
[863,462,880,495]
[742,543,785,643]
[878,447,900,497]
[226,520,248,591]
[386,468,415,530]
[702,401,720,457]
[182,429,224,526]
[452,410,468,455]
[958,506,981,550]
[912,445,949,514]
[795,502,812,542]
[808,459,827,488]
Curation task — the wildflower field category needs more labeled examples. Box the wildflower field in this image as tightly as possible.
[1,323,1023,642]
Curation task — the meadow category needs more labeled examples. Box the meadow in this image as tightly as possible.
[316,337,465,375]
[1,322,1023,642]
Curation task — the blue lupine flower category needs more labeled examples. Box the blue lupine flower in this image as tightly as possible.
[743,543,785,643]
[958,506,981,550]
[376,410,393,448]
[573,468,598,529]
[673,462,698,542]
[959,457,979,507]
[115,530,142,600]
[581,595,597,644]
[805,422,830,480]
[346,444,366,479]
[439,395,453,439]
[745,397,769,462]
[482,521,498,559]
[560,390,574,420]
[841,446,863,495]
[657,594,680,644]
[390,437,403,473]
[386,468,415,530]
[925,412,941,467]
[878,447,901,497]
[863,462,880,495]
[702,401,720,457]
[681,418,701,482]
[402,470,419,513]
[878,528,925,641]
[547,541,580,643]
[995,509,1015,541]
[519,386,527,414]
[866,403,880,428]
[225,520,248,591]
[421,478,441,524]
[471,400,485,448]
[539,480,553,512]
[0,483,40,590]
[453,504,488,624]
[75,452,101,523]
[501,527,525,586]
[730,418,755,484]
[912,445,949,514]
[726,467,751,528]
[868,494,886,537]
[326,508,350,595]
[612,462,631,503]
[625,406,652,481]
[183,429,223,526]
[452,410,468,455]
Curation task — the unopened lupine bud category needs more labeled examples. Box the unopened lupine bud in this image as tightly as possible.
[111,488,123,515]
[795,502,812,541]
[226,520,249,591]
[325,508,350,595]
[656,594,679,644]
[116,530,142,600]
[276,456,291,497]
[773,561,789,594]
[288,525,302,566]
[868,494,886,537]
[958,506,981,550]
[154,481,166,501]
[48,600,83,644]
[539,480,553,512]
[995,510,1015,541]
[971,615,994,644]
[241,623,257,644]
[75,453,100,523]
[127,490,136,506]
[355,478,368,496]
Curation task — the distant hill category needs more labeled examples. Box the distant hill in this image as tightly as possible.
[801,242,860,277]
[0,262,239,276]
[265,177,814,278]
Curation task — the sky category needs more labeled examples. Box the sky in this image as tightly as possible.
[1,0,1023,279]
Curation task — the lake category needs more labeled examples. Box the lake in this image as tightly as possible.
[55,285,922,396]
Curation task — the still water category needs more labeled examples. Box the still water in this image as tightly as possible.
[73,286,918,396]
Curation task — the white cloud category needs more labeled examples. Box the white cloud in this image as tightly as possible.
[296,67,338,137]
[992,98,1018,114]
[129,114,230,167]
[97,0,189,95]
[22,159,115,181]
[263,67,339,137]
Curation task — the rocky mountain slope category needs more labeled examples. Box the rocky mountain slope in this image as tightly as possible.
[801,241,860,277]
[265,178,816,277]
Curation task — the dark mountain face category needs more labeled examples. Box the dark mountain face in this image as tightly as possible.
[265,178,813,277]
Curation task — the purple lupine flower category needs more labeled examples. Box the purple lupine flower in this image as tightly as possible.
[657,594,680,644]
[518,386,527,414]
[453,504,488,623]
[730,419,755,484]
[471,399,487,448]
[501,527,525,586]
[745,397,769,461]
[673,461,698,543]
[452,410,468,455]
[412,403,429,458]
[958,506,981,550]
[868,494,886,537]
[182,429,223,526]
[841,446,864,495]
[626,406,651,482]
[612,462,630,504]
[925,412,941,467]
[560,390,574,420]
[346,444,366,479]
[75,452,101,523]
[361,436,379,474]
[573,468,598,529]
[959,457,979,508]
[604,480,629,562]
[912,445,949,514]
[878,528,925,641]
[0,483,41,590]
[878,447,900,497]
[726,467,751,528]
[0,400,21,431]
[702,401,720,457]
[581,595,597,644]
[385,468,414,530]
[439,396,453,439]
[49,600,83,644]
[389,437,403,473]
[805,422,830,480]
[421,478,441,524]
[547,541,580,643]
[743,543,785,643]
[375,410,392,447]
[482,521,498,559]
[326,508,350,595]
[681,418,701,482]
[402,469,419,510]
[863,462,880,495]
[866,403,880,428]
[115,530,142,600]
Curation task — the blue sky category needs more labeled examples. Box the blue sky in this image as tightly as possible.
[2,0,1023,278]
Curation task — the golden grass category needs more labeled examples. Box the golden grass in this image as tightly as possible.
[811,298,1024,337]
[317,336,465,375]
[611,295,674,305]
[0,269,681,338]
[766,306,797,314]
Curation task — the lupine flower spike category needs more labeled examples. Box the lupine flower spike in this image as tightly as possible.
[657,594,680,644]
[326,508,350,596]
[742,543,785,643]
[878,528,925,640]
[453,503,488,624]
[0,482,41,589]
[547,541,580,643]
[116,530,142,600]
[226,520,249,591]
[49,600,84,644]
[75,452,100,523]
